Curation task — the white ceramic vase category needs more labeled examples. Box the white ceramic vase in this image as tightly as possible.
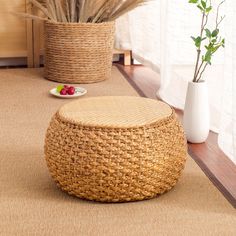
[183,81,210,143]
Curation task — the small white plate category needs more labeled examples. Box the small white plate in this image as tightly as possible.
[50,87,87,99]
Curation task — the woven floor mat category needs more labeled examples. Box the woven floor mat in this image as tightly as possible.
[0,66,235,235]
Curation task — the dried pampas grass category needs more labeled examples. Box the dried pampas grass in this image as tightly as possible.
[17,0,151,23]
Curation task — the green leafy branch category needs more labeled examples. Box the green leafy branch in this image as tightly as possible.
[189,0,225,82]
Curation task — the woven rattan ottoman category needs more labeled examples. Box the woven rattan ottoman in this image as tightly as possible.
[45,96,187,202]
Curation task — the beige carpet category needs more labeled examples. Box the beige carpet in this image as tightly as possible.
[0,66,235,236]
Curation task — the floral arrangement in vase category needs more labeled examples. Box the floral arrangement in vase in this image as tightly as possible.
[184,0,225,143]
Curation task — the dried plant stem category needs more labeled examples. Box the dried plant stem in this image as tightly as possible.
[18,0,152,23]
[14,12,48,21]
[59,0,68,22]
[109,0,148,21]
[46,0,57,21]
[64,0,70,21]
[29,0,51,19]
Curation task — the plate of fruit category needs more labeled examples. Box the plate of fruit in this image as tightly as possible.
[50,85,87,98]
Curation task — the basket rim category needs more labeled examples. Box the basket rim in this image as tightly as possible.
[45,20,115,26]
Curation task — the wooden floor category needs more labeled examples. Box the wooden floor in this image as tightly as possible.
[116,63,236,208]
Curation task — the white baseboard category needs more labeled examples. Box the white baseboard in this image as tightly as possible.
[133,59,142,65]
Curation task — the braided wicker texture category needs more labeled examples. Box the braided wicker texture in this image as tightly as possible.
[44,21,115,84]
[45,97,187,202]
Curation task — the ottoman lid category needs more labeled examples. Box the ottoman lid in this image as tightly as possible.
[58,96,173,128]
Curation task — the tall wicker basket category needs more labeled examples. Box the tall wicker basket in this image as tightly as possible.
[44,21,115,84]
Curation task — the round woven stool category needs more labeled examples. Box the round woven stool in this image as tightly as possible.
[45,96,187,202]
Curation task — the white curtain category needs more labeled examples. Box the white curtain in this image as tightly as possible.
[218,0,236,163]
[116,0,236,164]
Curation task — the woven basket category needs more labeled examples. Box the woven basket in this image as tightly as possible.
[44,21,115,84]
[44,97,187,202]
